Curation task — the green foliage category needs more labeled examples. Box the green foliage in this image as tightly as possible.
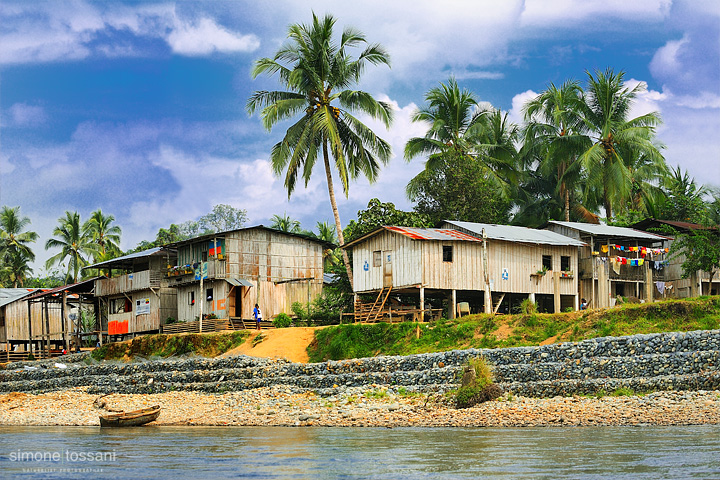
[407,150,513,225]
[270,213,301,233]
[520,299,537,314]
[344,198,432,242]
[0,206,39,288]
[273,313,293,328]
[364,389,388,399]
[45,211,98,283]
[308,298,720,361]
[670,228,720,290]
[91,332,248,361]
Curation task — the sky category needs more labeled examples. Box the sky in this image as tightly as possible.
[1,0,719,275]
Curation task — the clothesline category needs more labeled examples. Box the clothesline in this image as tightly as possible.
[599,244,669,257]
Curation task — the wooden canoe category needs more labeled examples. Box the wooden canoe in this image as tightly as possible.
[99,405,161,427]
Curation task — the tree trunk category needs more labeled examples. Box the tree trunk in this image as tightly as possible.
[564,187,570,222]
[322,143,354,290]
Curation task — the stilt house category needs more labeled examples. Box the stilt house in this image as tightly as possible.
[544,221,670,308]
[88,247,178,339]
[343,222,586,320]
[166,226,329,323]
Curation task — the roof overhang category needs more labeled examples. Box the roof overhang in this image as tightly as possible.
[225,278,254,288]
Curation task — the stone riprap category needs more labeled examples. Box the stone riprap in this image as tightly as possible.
[1,330,719,397]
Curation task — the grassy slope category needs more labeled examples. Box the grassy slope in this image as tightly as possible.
[308,297,720,363]
[91,331,249,361]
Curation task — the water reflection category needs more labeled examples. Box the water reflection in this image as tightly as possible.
[1,425,719,479]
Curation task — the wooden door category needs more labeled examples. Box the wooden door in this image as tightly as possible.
[228,286,236,317]
[383,251,393,288]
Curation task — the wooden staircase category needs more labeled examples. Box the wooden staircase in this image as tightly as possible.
[354,286,392,323]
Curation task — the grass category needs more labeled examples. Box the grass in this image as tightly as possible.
[308,297,720,362]
[91,331,249,361]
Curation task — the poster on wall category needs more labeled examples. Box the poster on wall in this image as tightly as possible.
[136,298,151,315]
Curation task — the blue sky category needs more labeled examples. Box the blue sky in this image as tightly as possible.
[1,0,719,273]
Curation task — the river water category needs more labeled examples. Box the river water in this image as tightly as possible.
[1,425,719,479]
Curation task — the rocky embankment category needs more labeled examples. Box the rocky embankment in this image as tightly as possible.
[1,330,719,427]
[1,330,719,397]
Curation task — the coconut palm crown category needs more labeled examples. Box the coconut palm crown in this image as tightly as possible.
[45,211,98,284]
[247,13,393,287]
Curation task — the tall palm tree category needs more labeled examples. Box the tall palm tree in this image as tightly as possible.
[577,68,665,220]
[83,209,122,260]
[270,213,301,233]
[0,206,38,261]
[405,78,518,198]
[522,80,590,221]
[313,221,341,271]
[247,13,393,288]
[45,211,98,283]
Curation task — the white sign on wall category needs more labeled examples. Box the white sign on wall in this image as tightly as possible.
[136,298,151,316]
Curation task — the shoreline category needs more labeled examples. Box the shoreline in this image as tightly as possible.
[2,387,719,428]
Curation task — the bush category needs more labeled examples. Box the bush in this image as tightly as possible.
[454,357,503,408]
[273,313,292,328]
[520,299,537,314]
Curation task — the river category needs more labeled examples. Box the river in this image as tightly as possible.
[1,425,719,479]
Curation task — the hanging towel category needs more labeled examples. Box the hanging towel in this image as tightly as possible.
[656,281,666,295]
[601,245,609,253]
[638,258,644,266]
[611,258,621,275]
[621,257,628,265]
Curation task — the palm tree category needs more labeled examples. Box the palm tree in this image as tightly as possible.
[270,213,301,233]
[1,249,33,287]
[313,221,341,271]
[83,209,122,260]
[45,211,98,283]
[577,69,665,220]
[247,13,393,288]
[405,78,518,199]
[0,206,38,261]
[522,80,590,221]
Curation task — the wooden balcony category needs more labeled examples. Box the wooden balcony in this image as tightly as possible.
[166,260,226,286]
[95,270,161,296]
[579,258,667,281]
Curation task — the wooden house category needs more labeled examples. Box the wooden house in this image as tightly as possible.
[631,219,720,298]
[544,221,670,308]
[88,247,178,339]
[343,222,586,318]
[166,226,328,323]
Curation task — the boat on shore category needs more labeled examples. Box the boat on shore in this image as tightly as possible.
[99,405,161,427]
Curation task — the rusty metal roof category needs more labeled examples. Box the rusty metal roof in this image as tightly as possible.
[547,221,669,241]
[384,226,483,242]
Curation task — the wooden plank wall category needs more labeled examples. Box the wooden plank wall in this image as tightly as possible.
[105,288,178,334]
[352,230,422,292]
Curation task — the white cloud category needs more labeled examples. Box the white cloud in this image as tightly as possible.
[0,2,259,64]
[166,16,260,55]
[520,0,672,25]
[8,103,48,126]
[507,90,538,125]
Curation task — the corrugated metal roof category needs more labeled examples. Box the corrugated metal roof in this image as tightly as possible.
[23,278,98,301]
[85,247,168,270]
[445,221,587,247]
[547,221,668,241]
[0,288,38,308]
[226,278,254,287]
[384,226,483,242]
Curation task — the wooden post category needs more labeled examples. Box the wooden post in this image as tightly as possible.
[199,263,204,333]
[419,287,425,320]
[44,297,51,357]
[451,289,457,320]
[61,291,69,351]
[76,294,82,352]
[27,299,32,354]
[482,229,492,314]
[590,236,595,310]
[553,271,561,313]
[645,259,653,303]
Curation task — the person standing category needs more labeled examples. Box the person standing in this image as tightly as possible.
[253,304,262,331]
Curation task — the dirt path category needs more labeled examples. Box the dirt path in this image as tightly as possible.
[221,327,322,363]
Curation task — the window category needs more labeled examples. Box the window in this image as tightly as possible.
[443,245,453,262]
[561,256,571,271]
[542,255,552,271]
[373,250,382,267]
[109,298,132,314]
[206,288,213,301]
[189,291,195,305]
